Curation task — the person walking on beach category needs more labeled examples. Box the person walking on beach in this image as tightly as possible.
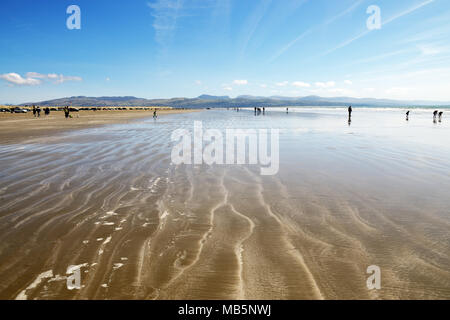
[286,107,289,113]
[348,106,353,118]
[406,110,410,121]
[433,110,439,120]
[64,106,70,119]
[32,105,37,117]
[36,106,41,117]
[153,109,157,119]
[44,107,50,116]
[439,111,443,122]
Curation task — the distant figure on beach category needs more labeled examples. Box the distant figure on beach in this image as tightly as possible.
[439,111,443,122]
[286,107,289,113]
[263,107,265,114]
[36,106,41,117]
[64,106,70,119]
[153,110,157,119]
[44,107,50,116]
[406,110,410,121]
[348,106,352,119]
[32,105,37,117]
[433,110,439,120]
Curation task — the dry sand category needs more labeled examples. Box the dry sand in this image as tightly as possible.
[0,109,196,144]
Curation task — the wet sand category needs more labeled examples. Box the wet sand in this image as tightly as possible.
[0,109,196,144]
[0,108,449,300]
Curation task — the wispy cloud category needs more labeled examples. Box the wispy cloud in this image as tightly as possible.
[383,0,434,25]
[233,79,248,85]
[269,0,364,63]
[350,49,410,65]
[0,72,82,86]
[268,29,313,63]
[240,0,272,59]
[148,0,184,51]
[324,0,435,56]
[315,81,335,88]
[292,81,310,88]
[275,81,289,87]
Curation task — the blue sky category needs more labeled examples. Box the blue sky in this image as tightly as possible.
[1,0,450,104]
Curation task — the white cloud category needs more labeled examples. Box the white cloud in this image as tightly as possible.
[328,88,355,96]
[233,79,248,85]
[276,81,289,87]
[259,84,268,88]
[195,80,202,85]
[385,87,413,96]
[223,86,233,91]
[344,80,352,85]
[0,72,82,86]
[292,81,310,88]
[0,73,41,86]
[315,81,335,88]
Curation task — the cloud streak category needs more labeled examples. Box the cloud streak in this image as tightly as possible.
[0,72,82,86]
[323,0,435,56]
[148,0,184,51]
[269,0,364,63]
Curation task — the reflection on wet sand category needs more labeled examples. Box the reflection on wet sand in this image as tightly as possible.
[0,109,449,300]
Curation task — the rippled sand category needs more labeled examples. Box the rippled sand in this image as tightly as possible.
[0,109,449,299]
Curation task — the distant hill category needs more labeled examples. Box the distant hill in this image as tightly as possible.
[197,95,230,100]
[20,95,450,108]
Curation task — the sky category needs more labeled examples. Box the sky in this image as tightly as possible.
[1,0,450,104]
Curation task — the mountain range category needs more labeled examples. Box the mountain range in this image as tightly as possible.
[19,95,450,108]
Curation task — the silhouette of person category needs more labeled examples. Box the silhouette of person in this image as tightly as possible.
[439,111,443,122]
[32,105,37,117]
[36,106,41,117]
[153,110,157,119]
[286,107,289,113]
[433,110,439,120]
[348,106,352,122]
[64,106,70,119]
[406,110,410,121]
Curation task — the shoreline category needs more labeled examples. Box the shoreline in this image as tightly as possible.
[0,109,199,144]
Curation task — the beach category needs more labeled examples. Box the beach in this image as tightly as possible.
[0,109,195,144]
[0,107,449,300]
